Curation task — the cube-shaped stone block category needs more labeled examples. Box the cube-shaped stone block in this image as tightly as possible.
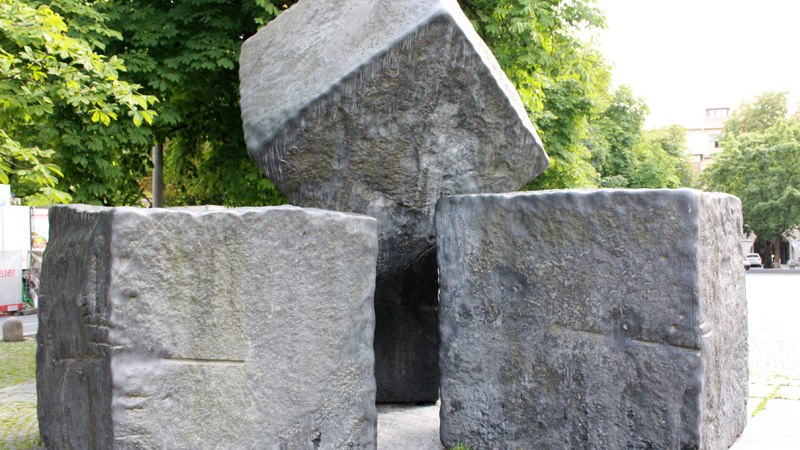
[37,205,378,449]
[240,0,548,403]
[239,0,548,276]
[436,189,748,450]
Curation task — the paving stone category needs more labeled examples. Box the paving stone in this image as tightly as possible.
[730,400,800,449]
[376,404,443,450]
[436,189,748,450]
[37,205,378,449]
[748,383,776,399]
[776,385,800,401]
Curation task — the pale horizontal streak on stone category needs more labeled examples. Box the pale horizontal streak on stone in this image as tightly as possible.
[551,324,703,353]
[160,356,246,367]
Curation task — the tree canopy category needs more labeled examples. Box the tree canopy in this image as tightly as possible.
[722,91,788,138]
[702,92,800,265]
[105,0,617,204]
[96,0,293,207]
[587,86,693,189]
[458,0,612,189]
[3,0,694,207]
[0,0,157,204]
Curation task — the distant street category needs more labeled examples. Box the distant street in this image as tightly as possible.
[0,313,38,337]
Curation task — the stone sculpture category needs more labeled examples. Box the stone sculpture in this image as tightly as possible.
[2,317,23,342]
[239,0,548,402]
[37,205,378,449]
[436,189,748,449]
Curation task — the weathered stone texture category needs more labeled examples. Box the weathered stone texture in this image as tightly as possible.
[239,0,547,276]
[436,189,748,450]
[240,0,548,403]
[37,205,378,449]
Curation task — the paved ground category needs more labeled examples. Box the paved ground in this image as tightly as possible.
[3,270,799,449]
[377,404,443,450]
[0,382,38,449]
[730,270,800,449]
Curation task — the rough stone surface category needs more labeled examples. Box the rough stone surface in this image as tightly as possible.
[2,318,23,342]
[240,0,547,276]
[240,0,547,403]
[436,189,748,450]
[37,205,378,449]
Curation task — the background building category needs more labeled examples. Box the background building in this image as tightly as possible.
[685,107,729,174]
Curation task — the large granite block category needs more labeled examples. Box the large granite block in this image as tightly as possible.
[240,0,548,402]
[436,189,748,449]
[37,205,378,449]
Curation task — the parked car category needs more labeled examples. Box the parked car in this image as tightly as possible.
[746,253,763,268]
[744,259,751,271]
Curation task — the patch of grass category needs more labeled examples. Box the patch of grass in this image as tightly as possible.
[450,444,471,450]
[0,400,39,449]
[752,384,783,417]
[0,340,36,388]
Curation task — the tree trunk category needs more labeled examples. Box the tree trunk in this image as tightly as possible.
[152,141,164,208]
[773,236,782,269]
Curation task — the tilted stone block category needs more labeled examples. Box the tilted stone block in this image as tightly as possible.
[436,189,748,450]
[37,205,378,449]
[240,0,548,402]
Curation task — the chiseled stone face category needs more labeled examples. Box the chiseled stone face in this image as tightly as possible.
[240,0,548,404]
[37,205,378,449]
[239,0,548,277]
[436,189,748,450]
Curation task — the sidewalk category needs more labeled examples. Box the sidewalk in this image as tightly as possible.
[729,272,800,449]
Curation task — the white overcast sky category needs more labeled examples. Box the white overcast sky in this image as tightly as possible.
[595,0,800,128]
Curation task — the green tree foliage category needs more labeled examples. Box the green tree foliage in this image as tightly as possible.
[626,126,694,188]
[703,92,800,266]
[589,85,647,183]
[588,86,693,189]
[0,0,157,205]
[98,0,294,206]
[33,0,683,206]
[91,0,617,205]
[722,91,788,138]
[459,0,612,189]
